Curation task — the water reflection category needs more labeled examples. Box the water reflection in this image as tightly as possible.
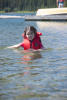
[36,21,67,30]
[10,49,43,80]
[13,49,42,65]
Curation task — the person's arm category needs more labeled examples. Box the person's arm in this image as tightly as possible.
[56,0,58,7]
[7,43,22,49]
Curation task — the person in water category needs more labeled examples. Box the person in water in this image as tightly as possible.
[57,0,64,8]
[8,26,43,50]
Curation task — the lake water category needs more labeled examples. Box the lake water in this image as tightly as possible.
[0,13,67,100]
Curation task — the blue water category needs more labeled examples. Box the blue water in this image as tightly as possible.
[0,13,67,100]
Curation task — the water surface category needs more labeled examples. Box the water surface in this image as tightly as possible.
[0,14,67,100]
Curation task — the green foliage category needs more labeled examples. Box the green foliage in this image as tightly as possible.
[0,0,67,12]
[4,8,10,12]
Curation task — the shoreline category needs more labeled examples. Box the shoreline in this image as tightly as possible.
[0,11,35,14]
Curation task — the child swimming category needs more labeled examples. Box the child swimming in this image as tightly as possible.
[8,26,44,50]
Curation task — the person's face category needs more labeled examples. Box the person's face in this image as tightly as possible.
[26,31,35,40]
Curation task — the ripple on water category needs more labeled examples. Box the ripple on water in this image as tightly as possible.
[0,20,67,100]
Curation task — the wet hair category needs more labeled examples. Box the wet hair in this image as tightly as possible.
[24,26,37,37]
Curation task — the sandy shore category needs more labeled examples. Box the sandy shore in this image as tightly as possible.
[0,15,24,18]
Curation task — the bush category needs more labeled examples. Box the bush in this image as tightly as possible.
[13,8,18,12]
[4,8,12,12]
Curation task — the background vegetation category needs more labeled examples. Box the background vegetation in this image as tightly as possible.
[0,0,67,12]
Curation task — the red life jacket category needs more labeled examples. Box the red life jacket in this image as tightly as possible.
[59,0,64,2]
[21,32,43,50]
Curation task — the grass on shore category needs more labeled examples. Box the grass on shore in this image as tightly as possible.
[15,10,35,13]
[0,11,5,13]
[0,10,36,13]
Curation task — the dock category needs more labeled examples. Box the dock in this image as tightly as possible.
[25,14,67,21]
[25,8,67,21]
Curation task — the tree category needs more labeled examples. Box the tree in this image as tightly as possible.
[0,0,67,12]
